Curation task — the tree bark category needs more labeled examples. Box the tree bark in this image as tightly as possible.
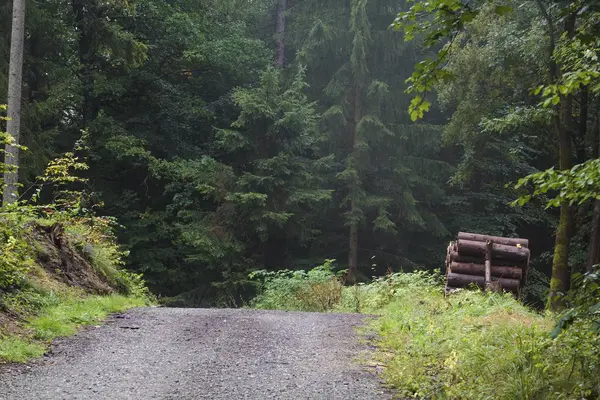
[449,251,528,268]
[457,232,529,247]
[546,13,576,311]
[3,0,27,205]
[275,0,287,67]
[72,0,98,127]
[588,200,600,273]
[575,87,588,164]
[450,262,523,280]
[457,239,530,261]
[347,85,362,284]
[587,108,600,273]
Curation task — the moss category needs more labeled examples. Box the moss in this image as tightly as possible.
[547,203,572,311]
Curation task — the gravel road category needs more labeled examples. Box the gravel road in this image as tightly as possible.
[0,308,390,399]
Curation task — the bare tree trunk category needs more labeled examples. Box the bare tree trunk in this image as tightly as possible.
[575,87,588,164]
[72,0,98,128]
[548,87,575,310]
[587,108,600,273]
[275,0,287,67]
[347,86,362,283]
[3,0,27,205]
[538,11,576,311]
[588,201,600,273]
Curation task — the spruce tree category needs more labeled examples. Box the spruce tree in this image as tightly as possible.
[292,0,450,279]
[217,65,332,269]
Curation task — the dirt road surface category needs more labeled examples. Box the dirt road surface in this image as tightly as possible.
[0,308,389,399]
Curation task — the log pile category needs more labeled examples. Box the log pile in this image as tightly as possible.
[445,232,530,296]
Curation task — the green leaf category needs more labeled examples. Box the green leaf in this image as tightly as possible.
[494,5,512,15]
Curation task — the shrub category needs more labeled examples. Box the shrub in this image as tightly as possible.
[249,260,344,312]
[65,221,149,298]
[0,220,33,290]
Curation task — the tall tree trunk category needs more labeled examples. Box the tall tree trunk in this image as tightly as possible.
[546,13,576,311]
[275,0,287,67]
[3,0,27,205]
[588,201,600,273]
[347,86,362,283]
[587,108,600,273]
[547,93,575,310]
[72,0,97,127]
[575,87,588,164]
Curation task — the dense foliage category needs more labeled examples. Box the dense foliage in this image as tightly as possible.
[1,0,461,304]
[0,0,596,317]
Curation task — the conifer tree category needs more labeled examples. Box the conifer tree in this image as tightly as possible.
[217,66,332,268]
[293,0,449,279]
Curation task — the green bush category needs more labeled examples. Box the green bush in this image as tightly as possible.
[66,222,150,298]
[249,260,344,312]
[0,220,33,289]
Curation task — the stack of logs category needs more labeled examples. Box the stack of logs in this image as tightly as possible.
[445,232,530,296]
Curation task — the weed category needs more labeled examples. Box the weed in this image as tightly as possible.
[362,272,599,399]
[28,295,146,341]
[0,336,46,362]
[249,260,344,312]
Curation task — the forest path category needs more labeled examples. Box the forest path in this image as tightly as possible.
[0,308,389,399]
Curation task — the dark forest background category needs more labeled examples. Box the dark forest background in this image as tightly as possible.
[3,0,575,306]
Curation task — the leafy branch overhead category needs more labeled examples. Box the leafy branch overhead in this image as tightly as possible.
[515,159,600,208]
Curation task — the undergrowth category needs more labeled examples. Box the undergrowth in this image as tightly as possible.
[250,265,600,399]
[0,117,151,363]
[249,259,344,312]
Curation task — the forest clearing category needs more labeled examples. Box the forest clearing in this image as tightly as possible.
[1,0,600,398]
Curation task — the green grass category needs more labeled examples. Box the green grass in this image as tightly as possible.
[0,294,147,363]
[365,275,600,399]
[28,294,146,341]
[0,336,47,362]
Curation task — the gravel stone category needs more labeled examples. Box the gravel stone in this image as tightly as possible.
[0,308,390,399]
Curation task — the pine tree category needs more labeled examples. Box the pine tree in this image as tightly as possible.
[292,0,450,279]
[217,66,332,269]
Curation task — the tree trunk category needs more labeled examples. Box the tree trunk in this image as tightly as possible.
[587,108,600,273]
[547,90,575,310]
[547,93,575,311]
[72,0,98,127]
[456,239,530,261]
[450,262,523,280]
[457,232,529,247]
[547,14,576,311]
[588,200,600,273]
[575,87,588,164]
[3,0,27,205]
[347,86,362,283]
[275,0,287,67]
[348,213,358,283]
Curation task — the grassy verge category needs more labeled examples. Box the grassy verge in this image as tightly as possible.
[0,217,151,364]
[0,291,146,363]
[250,266,600,399]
